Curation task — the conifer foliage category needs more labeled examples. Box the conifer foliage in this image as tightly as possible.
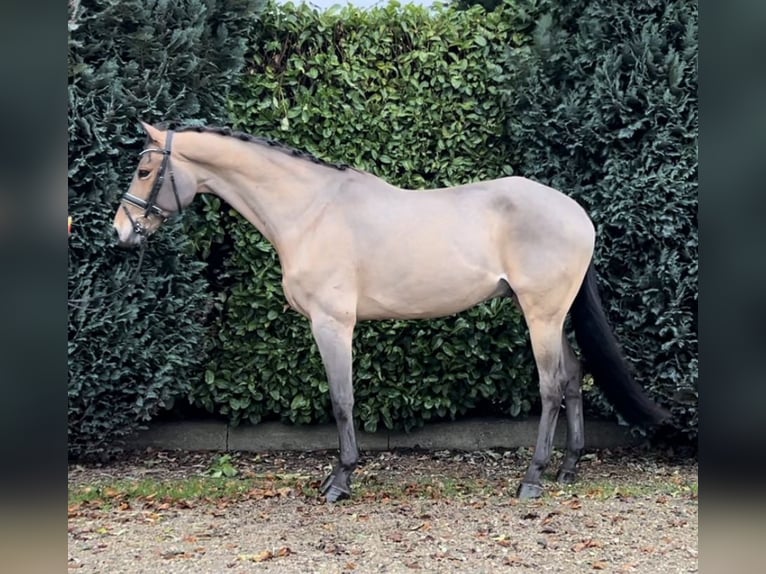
[67,0,264,459]
[503,0,698,437]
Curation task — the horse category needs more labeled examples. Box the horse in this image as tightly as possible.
[112,121,670,502]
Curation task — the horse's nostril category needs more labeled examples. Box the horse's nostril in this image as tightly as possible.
[113,223,141,248]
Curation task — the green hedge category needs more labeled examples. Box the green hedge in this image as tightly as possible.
[189,0,546,432]
[67,0,264,459]
[501,0,698,438]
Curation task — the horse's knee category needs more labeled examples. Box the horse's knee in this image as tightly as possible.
[539,381,565,406]
[563,378,582,400]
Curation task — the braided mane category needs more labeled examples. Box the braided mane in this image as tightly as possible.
[157,123,352,172]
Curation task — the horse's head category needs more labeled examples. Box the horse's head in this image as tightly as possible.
[113,121,195,247]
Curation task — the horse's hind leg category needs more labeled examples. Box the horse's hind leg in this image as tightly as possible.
[310,312,358,503]
[516,314,569,500]
[556,337,584,484]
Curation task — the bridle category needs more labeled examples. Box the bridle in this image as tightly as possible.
[68,131,184,309]
[120,129,184,235]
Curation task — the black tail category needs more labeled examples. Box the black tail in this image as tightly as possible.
[570,264,671,426]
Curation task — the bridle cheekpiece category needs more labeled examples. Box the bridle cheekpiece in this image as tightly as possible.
[120,130,183,235]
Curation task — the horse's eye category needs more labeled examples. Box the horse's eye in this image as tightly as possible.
[138,169,151,179]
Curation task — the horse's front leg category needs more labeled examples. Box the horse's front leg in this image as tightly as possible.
[311,312,358,503]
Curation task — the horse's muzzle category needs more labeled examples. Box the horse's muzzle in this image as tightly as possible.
[114,224,145,248]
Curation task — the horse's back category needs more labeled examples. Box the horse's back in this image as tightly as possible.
[393,175,595,265]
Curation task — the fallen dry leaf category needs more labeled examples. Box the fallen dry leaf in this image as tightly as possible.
[323,543,346,555]
[542,511,561,525]
[240,550,273,562]
[564,498,583,510]
[160,550,188,559]
[592,560,608,569]
[572,538,604,552]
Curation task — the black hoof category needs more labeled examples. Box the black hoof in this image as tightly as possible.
[324,484,351,503]
[556,469,577,484]
[517,482,544,500]
[319,472,351,503]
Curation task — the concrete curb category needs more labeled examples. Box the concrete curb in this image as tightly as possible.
[127,417,642,453]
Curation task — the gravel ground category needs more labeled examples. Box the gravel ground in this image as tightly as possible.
[68,447,697,573]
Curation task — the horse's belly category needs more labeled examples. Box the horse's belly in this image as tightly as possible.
[355,266,507,321]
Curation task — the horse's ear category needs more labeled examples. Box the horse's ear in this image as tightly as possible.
[139,120,164,145]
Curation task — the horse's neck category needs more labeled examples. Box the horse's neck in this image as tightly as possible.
[189,135,337,250]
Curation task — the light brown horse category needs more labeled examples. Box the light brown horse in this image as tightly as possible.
[113,122,670,502]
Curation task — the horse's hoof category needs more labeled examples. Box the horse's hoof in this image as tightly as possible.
[556,469,577,484]
[517,482,544,500]
[324,484,351,503]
